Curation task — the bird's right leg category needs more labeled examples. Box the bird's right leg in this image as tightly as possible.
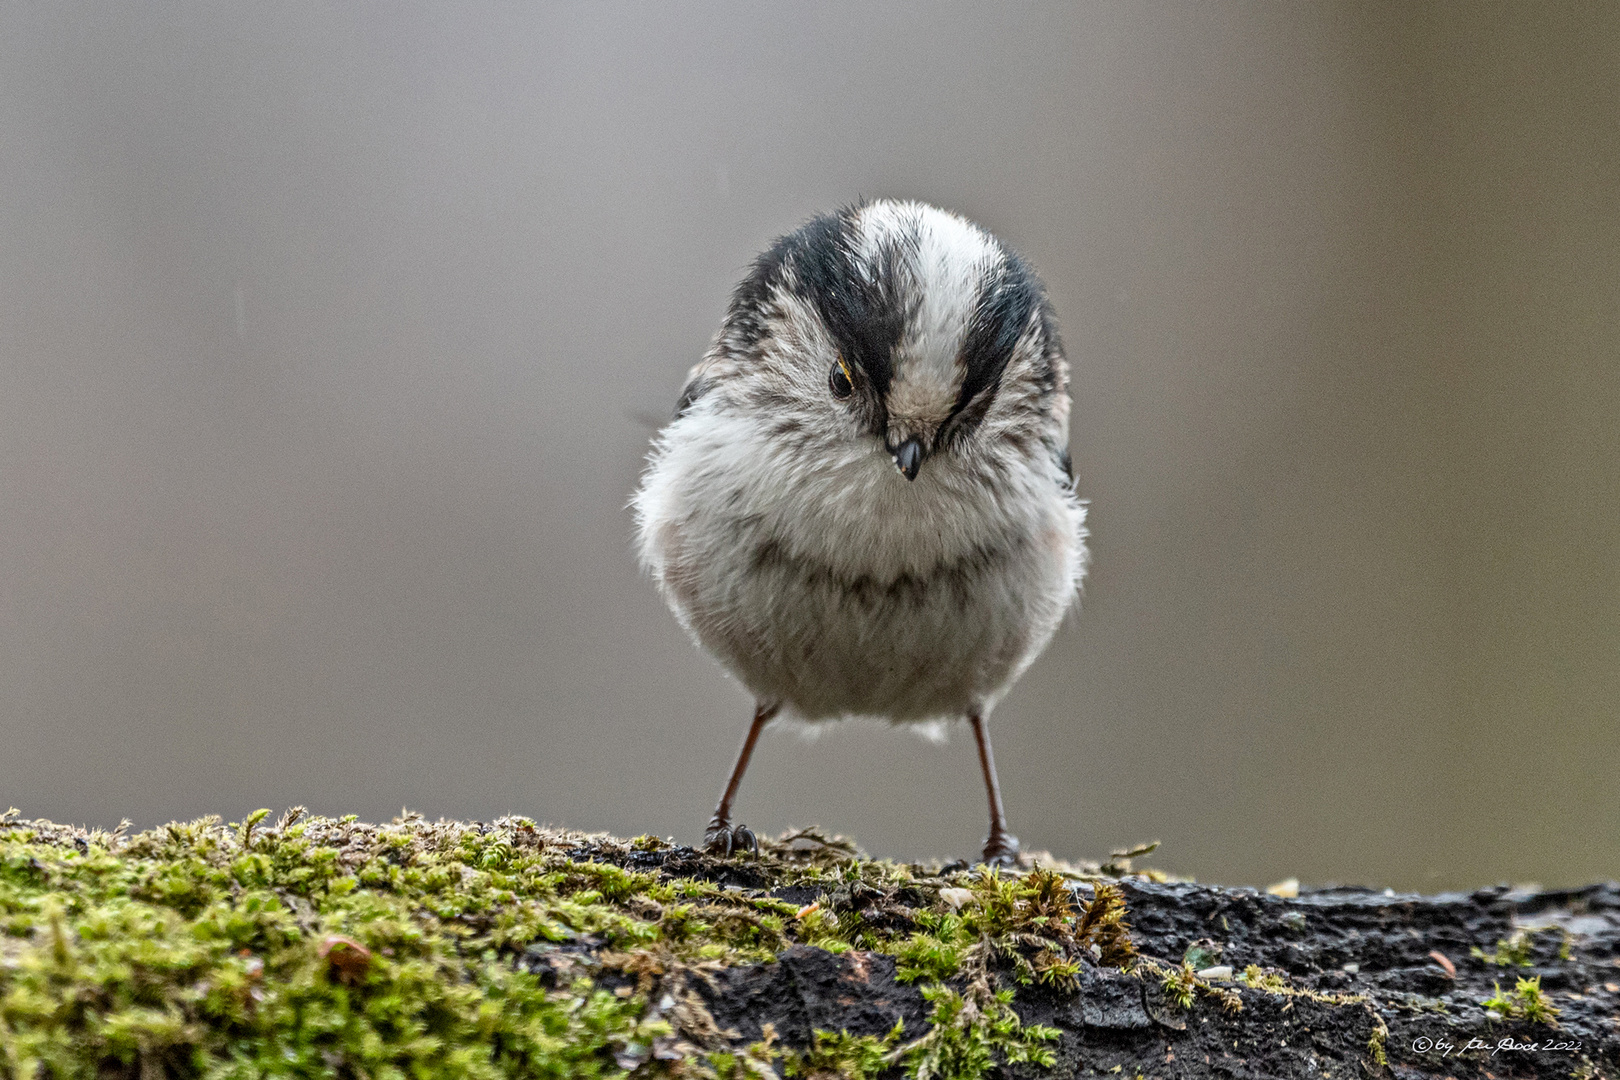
[704,701,779,856]
[971,712,1021,867]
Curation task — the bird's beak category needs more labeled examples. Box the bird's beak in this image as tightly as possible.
[892,437,925,481]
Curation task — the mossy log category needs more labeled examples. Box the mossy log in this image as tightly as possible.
[1,810,1615,1079]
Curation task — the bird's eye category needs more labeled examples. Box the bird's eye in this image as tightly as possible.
[829,355,854,399]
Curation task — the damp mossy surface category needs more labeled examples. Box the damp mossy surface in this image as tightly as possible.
[0,811,1146,1080]
[4,811,1617,1080]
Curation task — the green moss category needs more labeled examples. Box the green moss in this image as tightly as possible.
[706,1027,782,1080]
[773,995,1060,1080]
[1235,963,1376,1016]
[1472,927,1537,967]
[1367,1013,1389,1068]
[780,1021,902,1079]
[1469,924,1574,969]
[3,811,1145,1079]
[894,917,969,984]
[1158,963,1198,1010]
[900,986,1059,1080]
[892,871,1135,995]
[1,810,676,1079]
[21,811,1411,1080]
[1481,976,1561,1025]
[1571,1054,1605,1080]
[1238,964,1288,995]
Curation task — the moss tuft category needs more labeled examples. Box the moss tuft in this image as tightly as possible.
[1159,963,1198,1010]
[900,986,1059,1080]
[1367,1013,1389,1068]
[1472,927,1538,967]
[1481,975,1562,1025]
[1238,964,1286,994]
[780,1021,902,1079]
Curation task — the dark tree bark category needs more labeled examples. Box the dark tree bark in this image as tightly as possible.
[577,841,1620,1080]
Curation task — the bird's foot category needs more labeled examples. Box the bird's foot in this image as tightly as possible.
[981,830,1021,869]
[704,819,758,858]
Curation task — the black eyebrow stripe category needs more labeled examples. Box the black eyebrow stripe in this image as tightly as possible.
[721,204,911,400]
[950,251,1040,420]
[784,208,907,398]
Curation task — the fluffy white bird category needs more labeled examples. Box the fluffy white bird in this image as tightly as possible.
[633,200,1087,865]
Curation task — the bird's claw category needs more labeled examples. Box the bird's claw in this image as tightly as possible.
[704,821,758,858]
[981,831,1020,869]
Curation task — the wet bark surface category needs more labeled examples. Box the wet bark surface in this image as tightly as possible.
[1053,878,1620,1079]
[587,842,1620,1079]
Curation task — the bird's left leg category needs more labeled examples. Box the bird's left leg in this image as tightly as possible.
[970,712,1020,867]
[704,701,779,856]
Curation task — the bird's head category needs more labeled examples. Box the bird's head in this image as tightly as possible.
[709,200,1064,482]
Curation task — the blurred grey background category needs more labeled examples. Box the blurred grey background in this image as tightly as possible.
[2,4,1616,892]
